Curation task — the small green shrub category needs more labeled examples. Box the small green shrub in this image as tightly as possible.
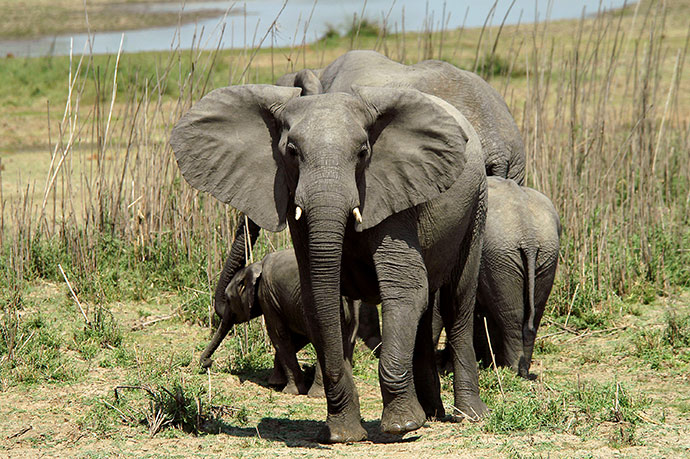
[478,53,526,79]
[72,306,123,359]
[346,19,384,39]
[664,312,690,348]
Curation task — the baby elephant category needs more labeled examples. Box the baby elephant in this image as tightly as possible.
[473,177,561,379]
[223,248,380,397]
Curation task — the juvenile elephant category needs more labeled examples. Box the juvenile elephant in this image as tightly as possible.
[277,50,525,184]
[171,75,488,441]
[223,248,380,397]
[472,177,561,379]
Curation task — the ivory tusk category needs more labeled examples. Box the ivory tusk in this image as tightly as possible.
[295,206,303,221]
[352,207,362,224]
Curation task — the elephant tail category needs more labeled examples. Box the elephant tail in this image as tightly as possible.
[522,247,538,334]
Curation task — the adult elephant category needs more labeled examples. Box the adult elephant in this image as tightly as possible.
[277,50,525,185]
[170,83,487,442]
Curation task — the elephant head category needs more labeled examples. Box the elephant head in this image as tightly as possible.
[170,84,470,430]
[224,261,263,325]
[170,84,468,233]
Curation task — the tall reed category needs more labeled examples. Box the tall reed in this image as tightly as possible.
[1,1,688,360]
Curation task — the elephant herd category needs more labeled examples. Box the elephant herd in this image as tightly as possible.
[169,50,561,442]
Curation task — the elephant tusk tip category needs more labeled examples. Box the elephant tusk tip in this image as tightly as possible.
[352,207,362,224]
[295,206,303,221]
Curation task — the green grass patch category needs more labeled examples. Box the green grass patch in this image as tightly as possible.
[72,306,123,360]
[1,313,79,386]
[631,312,690,370]
[478,368,650,446]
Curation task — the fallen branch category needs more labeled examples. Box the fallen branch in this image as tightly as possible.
[182,286,209,296]
[544,317,579,334]
[7,425,32,440]
[536,330,568,341]
[101,400,135,424]
[636,411,662,425]
[131,313,176,331]
[565,326,627,343]
[114,385,156,401]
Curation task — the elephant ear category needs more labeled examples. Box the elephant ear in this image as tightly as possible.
[275,69,323,95]
[170,85,301,232]
[353,86,469,230]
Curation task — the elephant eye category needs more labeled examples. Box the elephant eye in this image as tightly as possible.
[286,143,299,158]
[357,143,369,160]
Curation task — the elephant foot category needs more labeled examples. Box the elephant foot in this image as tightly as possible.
[451,395,488,422]
[282,382,307,395]
[307,383,325,398]
[318,413,367,443]
[420,398,445,421]
[517,356,537,380]
[380,395,426,435]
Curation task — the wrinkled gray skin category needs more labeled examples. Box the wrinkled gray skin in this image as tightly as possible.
[170,79,487,442]
[471,177,560,378]
[224,248,380,397]
[277,50,525,185]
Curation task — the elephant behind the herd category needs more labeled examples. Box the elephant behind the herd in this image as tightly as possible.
[169,50,542,443]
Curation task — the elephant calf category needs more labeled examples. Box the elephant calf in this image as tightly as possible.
[472,177,561,378]
[222,248,381,396]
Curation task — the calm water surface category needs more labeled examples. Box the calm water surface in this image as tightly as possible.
[0,0,632,58]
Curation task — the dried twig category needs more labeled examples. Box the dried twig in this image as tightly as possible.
[484,316,505,399]
[536,330,567,341]
[7,425,32,440]
[565,326,627,343]
[114,385,157,400]
[131,313,176,331]
[58,264,89,325]
[101,400,134,424]
[544,317,578,334]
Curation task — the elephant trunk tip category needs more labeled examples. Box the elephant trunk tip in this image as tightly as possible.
[200,357,213,369]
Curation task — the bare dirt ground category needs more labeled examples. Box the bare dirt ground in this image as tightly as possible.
[1,283,688,458]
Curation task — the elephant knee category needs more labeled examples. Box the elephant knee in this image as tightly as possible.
[379,359,411,395]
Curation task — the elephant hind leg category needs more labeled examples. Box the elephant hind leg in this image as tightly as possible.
[439,224,487,422]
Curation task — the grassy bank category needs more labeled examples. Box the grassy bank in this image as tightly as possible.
[0,0,227,40]
[1,0,690,456]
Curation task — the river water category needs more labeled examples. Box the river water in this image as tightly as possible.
[0,0,632,58]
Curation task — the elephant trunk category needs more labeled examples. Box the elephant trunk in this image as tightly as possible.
[301,185,359,414]
[199,217,260,369]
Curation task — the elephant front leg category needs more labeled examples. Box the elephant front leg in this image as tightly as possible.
[266,322,308,395]
[414,302,444,420]
[371,226,429,435]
